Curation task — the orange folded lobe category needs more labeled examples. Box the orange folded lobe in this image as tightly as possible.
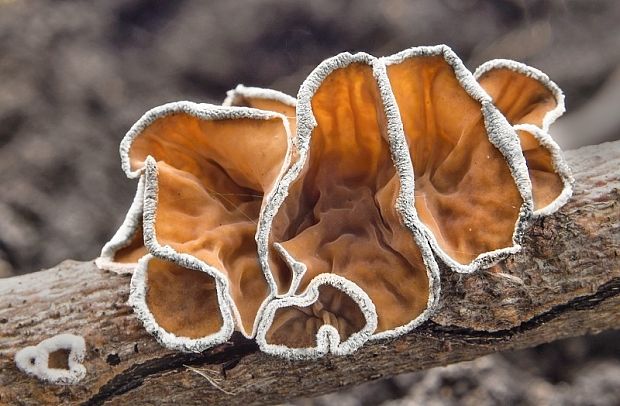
[264,285,367,349]
[100,88,298,272]
[385,54,523,266]
[144,257,224,338]
[476,62,567,212]
[263,57,432,351]
[475,65,558,128]
[131,106,291,339]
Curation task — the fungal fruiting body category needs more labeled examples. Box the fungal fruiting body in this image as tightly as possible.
[15,334,86,385]
[97,45,571,359]
[124,101,294,351]
[95,86,296,276]
[473,59,573,216]
[255,53,440,357]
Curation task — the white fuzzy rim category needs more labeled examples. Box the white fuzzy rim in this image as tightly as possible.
[15,334,86,385]
[128,253,235,352]
[103,46,572,359]
[255,274,378,359]
[95,175,145,274]
[223,84,297,112]
[514,124,574,217]
[381,45,534,274]
[474,59,573,216]
[473,58,566,132]
[370,58,441,339]
[129,102,294,350]
[255,52,441,357]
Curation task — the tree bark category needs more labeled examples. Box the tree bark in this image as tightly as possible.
[1,140,619,406]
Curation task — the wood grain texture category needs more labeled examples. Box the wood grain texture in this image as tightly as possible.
[0,140,619,405]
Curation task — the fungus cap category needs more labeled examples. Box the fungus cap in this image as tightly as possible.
[98,44,571,359]
[96,87,297,275]
[256,52,441,358]
[15,334,86,385]
[124,101,294,351]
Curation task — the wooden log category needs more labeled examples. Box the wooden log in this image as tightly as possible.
[1,140,619,405]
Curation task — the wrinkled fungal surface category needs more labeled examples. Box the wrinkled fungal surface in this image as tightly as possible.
[97,45,571,359]
[124,101,295,351]
[15,334,87,385]
[95,86,297,276]
[256,53,440,357]
[473,59,573,216]
[96,87,297,276]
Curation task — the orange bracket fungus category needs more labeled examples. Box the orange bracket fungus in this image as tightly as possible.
[97,45,571,359]
[95,85,296,275]
[474,59,573,217]
[122,100,294,352]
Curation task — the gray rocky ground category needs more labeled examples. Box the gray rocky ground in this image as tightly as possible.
[0,1,618,404]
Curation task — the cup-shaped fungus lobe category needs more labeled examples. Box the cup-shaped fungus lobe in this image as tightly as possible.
[15,334,87,385]
[383,47,532,272]
[474,60,572,214]
[257,54,439,357]
[97,87,297,275]
[125,102,293,350]
[130,255,228,346]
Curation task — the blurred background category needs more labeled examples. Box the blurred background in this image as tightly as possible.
[0,0,618,404]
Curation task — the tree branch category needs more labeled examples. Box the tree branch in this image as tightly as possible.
[1,141,619,405]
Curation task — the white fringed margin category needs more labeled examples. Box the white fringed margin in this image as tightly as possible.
[223,84,297,110]
[514,124,574,217]
[126,102,294,351]
[95,175,145,275]
[256,52,441,357]
[15,334,86,385]
[255,274,378,360]
[474,59,573,217]
[382,45,534,274]
[103,46,572,359]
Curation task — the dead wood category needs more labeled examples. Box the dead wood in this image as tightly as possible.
[0,140,619,405]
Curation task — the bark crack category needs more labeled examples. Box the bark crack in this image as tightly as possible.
[84,334,258,405]
[84,278,620,405]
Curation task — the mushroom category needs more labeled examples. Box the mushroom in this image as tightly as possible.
[98,45,570,359]
[255,53,440,358]
[381,45,535,273]
[125,101,294,351]
[96,87,296,275]
[474,59,573,216]
[15,334,86,385]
